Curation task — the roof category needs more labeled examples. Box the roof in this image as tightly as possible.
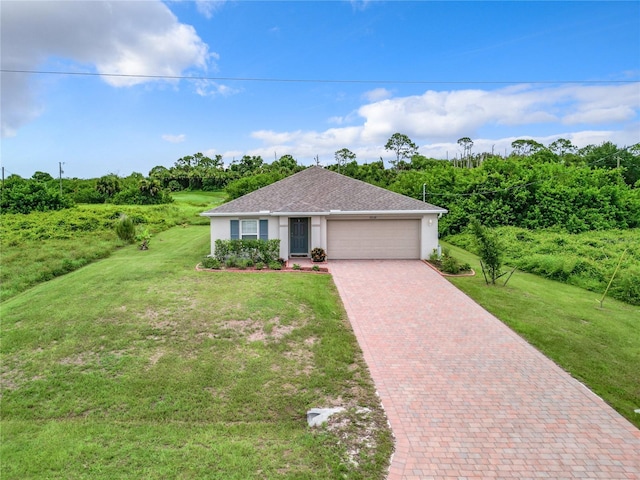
[202,166,448,216]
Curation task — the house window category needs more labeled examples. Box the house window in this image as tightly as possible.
[230,219,269,240]
[240,220,258,239]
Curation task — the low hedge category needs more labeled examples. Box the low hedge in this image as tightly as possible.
[214,239,280,264]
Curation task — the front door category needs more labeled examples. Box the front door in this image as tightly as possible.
[290,218,309,255]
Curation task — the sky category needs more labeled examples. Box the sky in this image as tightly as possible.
[1,0,639,179]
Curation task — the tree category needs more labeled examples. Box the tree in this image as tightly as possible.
[511,139,545,156]
[31,171,54,182]
[334,148,356,173]
[469,218,503,285]
[385,133,418,169]
[457,137,474,167]
[96,175,121,198]
[139,179,161,197]
[549,138,576,156]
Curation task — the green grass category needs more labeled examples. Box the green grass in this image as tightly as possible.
[442,241,640,429]
[0,191,227,301]
[1,225,392,479]
[446,227,640,305]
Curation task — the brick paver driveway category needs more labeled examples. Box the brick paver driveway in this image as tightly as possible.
[330,260,640,480]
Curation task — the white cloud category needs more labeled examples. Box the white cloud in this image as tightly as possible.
[1,0,213,137]
[362,88,393,102]
[162,134,186,143]
[245,83,639,164]
[193,79,240,97]
[195,0,227,19]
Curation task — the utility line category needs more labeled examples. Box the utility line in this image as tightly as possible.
[1,69,638,85]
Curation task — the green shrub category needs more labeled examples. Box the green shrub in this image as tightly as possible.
[312,265,320,272]
[292,264,301,270]
[214,239,280,264]
[441,255,461,274]
[237,258,253,270]
[225,256,239,268]
[255,261,265,270]
[115,214,136,244]
[269,261,282,270]
[201,256,221,269]
[136,228,152,250]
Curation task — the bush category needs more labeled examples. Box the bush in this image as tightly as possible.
[312,265,320,272]
[214,239,280,264]
[292,263,301,270]
[115,214,136,244]
[225,256,239,268]
[269,261,282,270]
[255,262,265,270]
[201,256,221,269]
[441,255,461,274]
[470,219,503,284]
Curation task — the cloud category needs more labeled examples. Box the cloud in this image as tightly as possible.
[362,88,393,102]
[1,0,213,137]
[195,0,227,19]
[162,134,186,143]
[193,79,241,97]
[245,83,639,164]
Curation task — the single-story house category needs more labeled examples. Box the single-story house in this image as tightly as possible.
[201,166,447,261]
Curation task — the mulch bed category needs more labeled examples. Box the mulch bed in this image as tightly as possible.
[196,263,330,274]
[422,260,475,277]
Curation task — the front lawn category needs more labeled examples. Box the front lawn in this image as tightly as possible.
[1,226,392,479]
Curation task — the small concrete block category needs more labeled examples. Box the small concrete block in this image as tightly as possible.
[307,407,345,427]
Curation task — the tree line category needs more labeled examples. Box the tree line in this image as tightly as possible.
[2,134,638,233]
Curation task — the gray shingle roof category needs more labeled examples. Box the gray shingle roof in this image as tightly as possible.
[202,166,447,215]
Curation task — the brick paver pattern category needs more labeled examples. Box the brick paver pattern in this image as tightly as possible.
[330,260,640,480]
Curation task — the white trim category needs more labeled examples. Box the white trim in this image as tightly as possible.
[202,208,447,217]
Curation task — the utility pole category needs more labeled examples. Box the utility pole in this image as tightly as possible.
[59,162,64,196]
[422,183,426,202]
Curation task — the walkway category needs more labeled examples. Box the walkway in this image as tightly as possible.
[329,260,640,480]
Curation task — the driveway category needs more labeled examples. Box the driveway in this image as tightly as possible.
[330,260,640,480]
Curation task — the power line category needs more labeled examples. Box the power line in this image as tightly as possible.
[1,68,638,85]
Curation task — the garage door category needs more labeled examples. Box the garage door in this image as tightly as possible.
[327,219,420,259]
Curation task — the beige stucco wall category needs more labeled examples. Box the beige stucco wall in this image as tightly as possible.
[209,213,440,260]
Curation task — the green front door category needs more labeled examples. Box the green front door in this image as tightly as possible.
[290,218,309,255]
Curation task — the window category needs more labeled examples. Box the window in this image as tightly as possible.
[240,220,258,239]
[230,219,269,240]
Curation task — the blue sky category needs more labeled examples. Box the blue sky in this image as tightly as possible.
[1,0,639,179]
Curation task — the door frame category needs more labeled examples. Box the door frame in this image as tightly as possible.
[289,217,309,256]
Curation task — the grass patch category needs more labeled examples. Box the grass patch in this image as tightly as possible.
[0,191,226,301]
[441,241,640,429]
[1,226,392,479]
[446,227,640,305]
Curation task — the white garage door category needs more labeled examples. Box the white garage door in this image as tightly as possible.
[327,219,421,259]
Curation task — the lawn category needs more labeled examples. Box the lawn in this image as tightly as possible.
[1,225,392,479]
[442,241,640,429]
[0,191,226,301]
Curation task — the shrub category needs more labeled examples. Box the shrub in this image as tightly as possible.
[201,256,221,269]
[225,256,239,268]
[115,214,136,244]
[312,265,320,272]
[255,261,265,270]
[441,255,461,274]
[213,239,280,264]
[292,264,301,270]
[269,261,282,270]
[470,219,503,285]
[136,228,152,250]
[311,247,327,262]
